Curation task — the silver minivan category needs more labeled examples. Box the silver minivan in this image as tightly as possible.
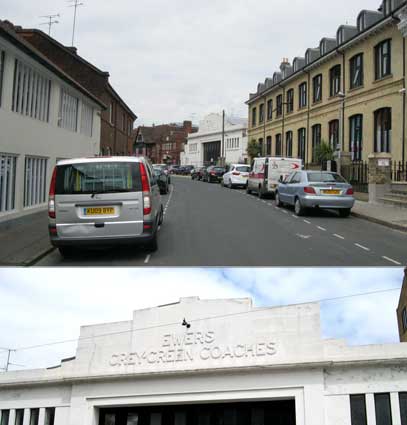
[48,157,163,257]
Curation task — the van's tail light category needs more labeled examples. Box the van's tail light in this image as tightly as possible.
[48,167,57,219]
[139,163,152,215]
[346,187,354,195]
[232,172,240,176]
[304,186,316,194]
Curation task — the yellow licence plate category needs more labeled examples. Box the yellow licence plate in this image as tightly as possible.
[84,207,115,216]
[322,190,340,195]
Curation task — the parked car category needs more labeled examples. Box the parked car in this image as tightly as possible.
[203,166,226,183]
[275,170,355,217]
[182,165,195,175]
[153,167,170,195]
[48,157,163,257]
[168,165,181,174]
[153,164,170,183]
[197,167,207,181]
[247,157,303,198]
[222,164,251,189]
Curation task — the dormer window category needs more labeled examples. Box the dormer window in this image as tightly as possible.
[383,0,390,15]
[357,14,365,31]
[337,29,344,45]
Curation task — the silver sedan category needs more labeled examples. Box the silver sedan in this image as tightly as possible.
[275,170,355,217]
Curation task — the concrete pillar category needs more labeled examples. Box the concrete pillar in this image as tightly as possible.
[368,152,392,203]
[390,392,401,425]
[38,408,46,425]
[22,409,30,425]
[334,151,352,175]
[366,393,377,425]
[8,410,16,425]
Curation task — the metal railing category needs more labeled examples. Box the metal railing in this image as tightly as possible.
[341,161,369,193]
[391,161,407,182]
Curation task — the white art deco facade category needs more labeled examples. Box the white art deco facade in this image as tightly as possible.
[0,297,406,425]
[182,114,248,167]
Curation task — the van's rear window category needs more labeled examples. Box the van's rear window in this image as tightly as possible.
[55,162,142,194]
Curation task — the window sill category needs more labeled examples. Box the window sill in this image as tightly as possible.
[312,100,322,106]
[348,85,364,93]
[373,74,393,84]
[298,106,307,111]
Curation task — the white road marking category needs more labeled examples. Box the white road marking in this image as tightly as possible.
[292,215,299,219]
[144,255,151,264]
[333,234,345,240]
[317,226,327,231]
[354,243,370,252]
[296,234,312,239]
[268,203,273,206]
[304,220,311,224]
[282,210,288,214]
[382,256,402,265]
[158,226,161,231]
[274,207,279,210]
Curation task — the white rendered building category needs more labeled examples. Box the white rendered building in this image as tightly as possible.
[183,114,248,167]
[0,22,104,222]
[0,296,406,425]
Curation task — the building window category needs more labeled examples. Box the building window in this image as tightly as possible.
[330,65,341,97]
[266,136,272,156]
[12,59,51,122]
[350,54,364,89]
[275,134,282,156]
[400,393,407,425]
[374,393,393,425]
[349,115,363,161]
[44,408,55,425]
[24,156,48,207]
[286,131,293,157]
[109,102,114,124]
[312,124,321,163]
[259,103,264,123]
[267,99,273,120]
[0,50,5,107]
[252,107,257,127]
[299,82,307,109]
[15,409,24,425]
[258,138,264,155]
[30,409,39,425]
[0,410,10,425]
[80,102,94,137]
[298,128,306,162]
[374,108,392,153]
[402,307,407,333]
[375,40,392,80]
[329,120,339,151]
[0,153,17,213]
[58,89,79,132]
[286,89,294,113]
[276,95,283,117]
[313,74,322,103]
[350,395,367,425]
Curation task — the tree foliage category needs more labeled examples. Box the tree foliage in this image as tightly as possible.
[247,139,262,160]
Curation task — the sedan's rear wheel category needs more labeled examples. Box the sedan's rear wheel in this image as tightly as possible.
[294,198,305,216]
[339,208,351,218]
[228,181,233,189]
[246,185,251,194]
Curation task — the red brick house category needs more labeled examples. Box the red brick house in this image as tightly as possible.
[16,27,137,155]
[132,121,197,164]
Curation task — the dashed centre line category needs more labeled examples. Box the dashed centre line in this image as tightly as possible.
[355,243,370,252]
[317,226,327,231]
[144,254,151,264]
[304,220,311,224]
[382,256,402,265]
[333,234,345,240]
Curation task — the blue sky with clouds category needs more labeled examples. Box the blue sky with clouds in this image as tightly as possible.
[0,268,404,372]
[2,0,386,125]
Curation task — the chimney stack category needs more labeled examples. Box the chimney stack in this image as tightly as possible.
[280,57,291,73]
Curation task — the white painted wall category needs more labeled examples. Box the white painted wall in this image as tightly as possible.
[0,298,406,425]
[0,35,102,222]
[182,114,248,167]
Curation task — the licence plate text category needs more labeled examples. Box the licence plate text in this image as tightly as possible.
[84,207,115,216]
[322,190,340,195]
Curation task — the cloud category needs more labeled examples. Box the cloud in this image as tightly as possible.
[2,0,381,124]
[0,268,404,371]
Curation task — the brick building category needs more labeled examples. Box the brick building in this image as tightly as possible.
[15,27,137,155]
[397,268,407,342]
[133,121,197,164]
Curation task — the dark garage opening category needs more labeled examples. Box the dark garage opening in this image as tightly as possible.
[99,399,296,425]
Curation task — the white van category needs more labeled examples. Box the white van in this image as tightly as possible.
[247,157,303,198]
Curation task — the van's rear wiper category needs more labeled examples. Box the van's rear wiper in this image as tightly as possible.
[90,189,131,198]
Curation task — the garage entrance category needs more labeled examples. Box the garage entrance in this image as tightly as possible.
[99,399,296,425]
[203,141,221,166]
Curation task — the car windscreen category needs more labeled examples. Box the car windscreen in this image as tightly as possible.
[55,162,142,195]
[236,166,250,172]
[307,172,346,183]
[214,167,225,172]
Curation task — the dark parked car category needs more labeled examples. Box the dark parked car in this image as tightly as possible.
[182,165,195,175]
[153,167,170,195]
[169,165,181,174]
[203,166,226,183]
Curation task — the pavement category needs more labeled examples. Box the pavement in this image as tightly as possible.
[0,209,53,266]
[1,177,406,266]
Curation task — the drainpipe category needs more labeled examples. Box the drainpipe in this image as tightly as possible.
[263,95,267,156]
[339,50,346,151]
[305,70,311,167]
[278,83,286,155]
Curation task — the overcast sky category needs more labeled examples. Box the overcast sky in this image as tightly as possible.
[3,0,383,125]
[0,268,404,372]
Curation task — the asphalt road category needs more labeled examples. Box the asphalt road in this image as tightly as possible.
[36,176,407,267]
